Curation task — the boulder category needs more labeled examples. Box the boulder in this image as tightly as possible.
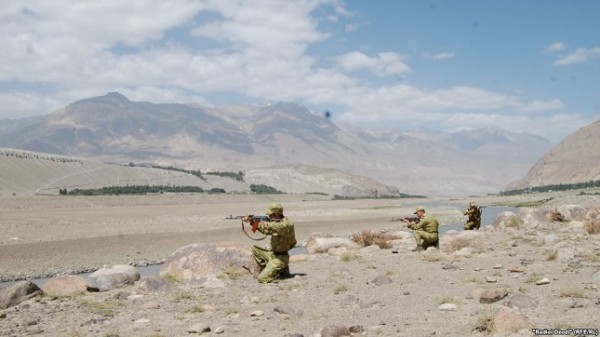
[0,281,41,309]
[503,294,538,309]
[321,323,351,337]
[86,264,140,292]
[306,235,360,254]
[517,208,554,230]
[557,205,595,222]
[160,242,253,287]
[492,211,522,230]
[480,288,508,303]
[42,275,87,297]
[135,276,178,294]
[493,308,533,333]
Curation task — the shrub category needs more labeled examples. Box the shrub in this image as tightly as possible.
[350,229,401,249]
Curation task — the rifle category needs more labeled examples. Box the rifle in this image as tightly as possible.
[389,216,419,223]
[226,214,270,240]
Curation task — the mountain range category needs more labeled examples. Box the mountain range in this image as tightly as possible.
[0,92,555,196]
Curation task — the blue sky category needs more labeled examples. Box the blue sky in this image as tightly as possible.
[0,0,598,142]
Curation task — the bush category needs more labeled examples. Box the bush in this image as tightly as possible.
[350,229,402,249]
[249,184,283,194]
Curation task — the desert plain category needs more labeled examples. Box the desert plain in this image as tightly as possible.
[0,190,599,337]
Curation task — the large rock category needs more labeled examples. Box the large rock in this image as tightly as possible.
[42,275,87,297]
[159,242,253,287]
[86,264,140,292]
[493,308,533,333]
[320,323,351,337]
[0,281,41,309]
[492,211,522,230]
[503,294,538,309]
[517,208,554,230]
[557,205,597,222]
[306,233,360,254]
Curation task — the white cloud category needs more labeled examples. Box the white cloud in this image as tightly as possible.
[520,99,564,112]
[0,0,586,143]
[553,47,600,65]
[336,51,410,76]
[544,42,566,53]
[426,52,455,60]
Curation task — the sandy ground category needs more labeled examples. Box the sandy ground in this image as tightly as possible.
[0,190,599,336]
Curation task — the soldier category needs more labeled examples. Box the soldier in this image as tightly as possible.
[463,201,482,230]
[244,203,297,283]
[403,206,439,251]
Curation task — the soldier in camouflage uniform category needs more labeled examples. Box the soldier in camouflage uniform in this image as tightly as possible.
[246,203,297,283]
[463,201,482,230]
[403,206,439,251]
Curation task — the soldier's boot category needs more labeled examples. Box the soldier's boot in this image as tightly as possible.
[278,266,291,279]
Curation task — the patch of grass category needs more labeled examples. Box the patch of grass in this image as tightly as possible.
[385,270,395,276]
[464,275,485,284]
[173,291,194,302]
[474,313,495,334]
[80,298,123,317]
[339,251,357,262]
[559,287,585,298]
[449,237,471,252]
[333,284,349,294]
[184,304,205,314]
[217,262,247,280]
[525,273,541,284]
[162,272,183,283]
[547,250,558,261]
[439,295,456,305]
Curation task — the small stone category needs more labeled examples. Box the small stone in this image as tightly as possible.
[493,264,503,269]
[188,323,211,334]
[486,277,497,283]
[250,310,264,317]
[402,291,410,295]
[508,266,524,273]
[349,325,364,333]
[480,289,508,303]
[571,299,585,308]
[438,303,457,311]
[535,278,550,285]
[214,327,225,334]
[474,267,483,272]
[134,318,150,324]
[442,263,457,270]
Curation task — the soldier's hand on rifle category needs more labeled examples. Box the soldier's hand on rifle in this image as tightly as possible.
[241,215,251,223]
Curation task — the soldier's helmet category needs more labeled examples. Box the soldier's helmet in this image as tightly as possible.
[266,203,284,216]
[413,206,426,214]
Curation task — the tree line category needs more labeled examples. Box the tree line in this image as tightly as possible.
[500,179,600,196]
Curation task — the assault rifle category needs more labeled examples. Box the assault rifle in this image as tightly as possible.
[226,214,270,240]
[390,216,419,223]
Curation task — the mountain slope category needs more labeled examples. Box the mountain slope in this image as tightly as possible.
[0,93,554,196]
[507,118,600,189]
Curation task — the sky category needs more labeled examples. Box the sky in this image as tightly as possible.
[0,0,598,143]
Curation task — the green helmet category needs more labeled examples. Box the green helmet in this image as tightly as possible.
[266,203,283,216]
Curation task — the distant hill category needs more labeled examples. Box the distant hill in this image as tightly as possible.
[507,118,600,190]
[0,148,400,197]
[0,93,554,196]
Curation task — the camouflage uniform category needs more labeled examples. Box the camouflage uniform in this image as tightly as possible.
[251,204,297,283]
[408,207,439,250]
[463,202,482,230]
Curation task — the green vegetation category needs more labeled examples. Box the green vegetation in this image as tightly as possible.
[249,184,283,194]
[204,170,245,181]
[500,179,600,195]
[151,165,205,180]
[65,185,205,195]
